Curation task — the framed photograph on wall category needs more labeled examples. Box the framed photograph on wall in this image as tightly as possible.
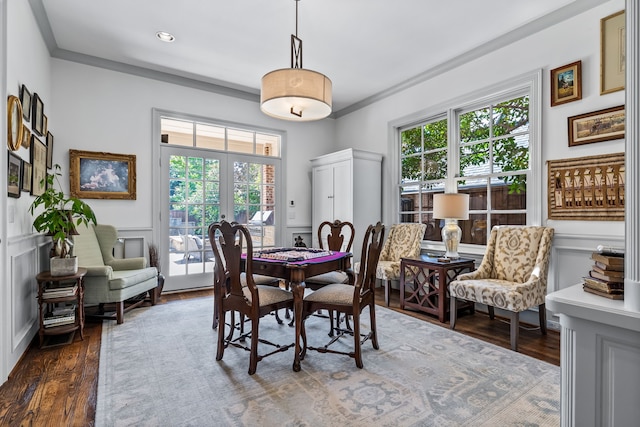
[19,84,32,122]
[69,149,137,200]
[21,161,32,192]
[31,93,44,136]
[21,124,31,149]
[600,10,625,95]
[46,132,54,169]
[568,105,625,146]
[8,151,22,198]
[550,60,582,106]
[30,136,47,196]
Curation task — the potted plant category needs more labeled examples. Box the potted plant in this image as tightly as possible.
[29,164,97,276]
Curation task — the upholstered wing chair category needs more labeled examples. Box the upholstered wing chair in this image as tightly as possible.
[72,224,159,324]
[448,225,554,351]
[374,223,426,306]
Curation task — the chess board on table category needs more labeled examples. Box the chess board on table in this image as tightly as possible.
[252,247,333,262]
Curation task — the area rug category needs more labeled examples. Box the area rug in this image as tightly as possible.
[96,296,560,426]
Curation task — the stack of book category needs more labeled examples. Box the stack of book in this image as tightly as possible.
[42,283,78,299]
[43,310,76,328]
[583,252,624,299]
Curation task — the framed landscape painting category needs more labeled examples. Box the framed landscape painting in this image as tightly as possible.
[550,60,582,106]
[568,105,625,146]
[69,149,136,200]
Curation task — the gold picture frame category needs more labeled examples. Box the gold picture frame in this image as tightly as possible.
[567,105,625,146]
[600,10,625,95]
[548,152,624,221]
[69,149,136,200]
[550,60,582,106]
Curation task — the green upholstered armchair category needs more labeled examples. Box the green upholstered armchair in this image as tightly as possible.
[72,224,158,324]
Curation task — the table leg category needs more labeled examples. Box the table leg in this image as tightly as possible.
[289,269,306,372]
[400,263,406,310]
[438,272,447,323]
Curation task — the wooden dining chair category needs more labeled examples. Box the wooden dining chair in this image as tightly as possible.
[304,220,356,335]
[209,220,294,375]
[300,222,385,369]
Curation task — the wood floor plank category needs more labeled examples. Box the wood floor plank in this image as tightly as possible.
[0,287,559,425]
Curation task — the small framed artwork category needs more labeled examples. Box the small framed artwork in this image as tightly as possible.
[30,136,47,196]
[600,10,625,95]
[19,84,32,122]
[8,151,22,198]
[32,93,44,136]
[21,161,32,192]
[550,60,582,106]
[46,132,54,169]
[568,105,625,146]
[21,124,31,149]
[42,114,48,135]
[69,149,137,200]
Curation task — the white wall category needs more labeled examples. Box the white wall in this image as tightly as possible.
[334,0,626,294]
[2,0,53,383]
[50,60,336,235]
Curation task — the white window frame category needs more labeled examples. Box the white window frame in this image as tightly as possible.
[390,70,542,255]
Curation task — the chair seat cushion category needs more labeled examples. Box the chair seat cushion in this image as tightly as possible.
[304,283,354,305]
[375,260,401,281]
[241,273,279,287]
[449,278,542,312]
[109,267,158,290]
[304,271,349,286]
[243,285,293,307]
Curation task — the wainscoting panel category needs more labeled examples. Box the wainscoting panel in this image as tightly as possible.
[598,335,640,426]
[11,247,38,351]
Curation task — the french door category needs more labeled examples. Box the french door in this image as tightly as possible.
[160,146,280,291]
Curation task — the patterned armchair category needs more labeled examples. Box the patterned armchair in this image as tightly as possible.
[449,225,554,351]
[374,223,426,306]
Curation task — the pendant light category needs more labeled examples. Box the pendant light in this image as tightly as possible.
[260,0,332,121]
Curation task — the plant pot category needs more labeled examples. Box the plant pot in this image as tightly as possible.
[50,256,78,277]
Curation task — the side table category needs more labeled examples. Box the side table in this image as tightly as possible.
[399,256,474,322]
[36,268,87,348]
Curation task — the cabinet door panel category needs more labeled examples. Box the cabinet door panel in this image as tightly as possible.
[332,160,352,223]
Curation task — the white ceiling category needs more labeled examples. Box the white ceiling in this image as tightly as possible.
[35,0,605,117]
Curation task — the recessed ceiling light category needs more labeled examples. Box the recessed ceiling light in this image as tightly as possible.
[156,31,175,43]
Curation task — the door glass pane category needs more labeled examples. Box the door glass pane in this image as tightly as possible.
[228,128,254,154]
[257,133,280,157]
[168,154,219,277]
[196,123,225,150]
[161,118,193,146]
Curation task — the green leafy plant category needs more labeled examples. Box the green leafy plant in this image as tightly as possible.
[29,164,97,258]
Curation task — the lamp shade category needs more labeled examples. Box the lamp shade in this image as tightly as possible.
[260,68,332,121]
[433,193,469,220]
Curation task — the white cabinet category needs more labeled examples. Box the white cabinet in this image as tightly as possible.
[311,149,382,258]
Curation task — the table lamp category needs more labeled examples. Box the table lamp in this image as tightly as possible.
[433,193,469,259]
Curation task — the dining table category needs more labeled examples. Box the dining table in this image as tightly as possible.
[241,247,353,372]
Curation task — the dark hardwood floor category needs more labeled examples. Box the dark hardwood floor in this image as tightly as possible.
[0,288,559,426]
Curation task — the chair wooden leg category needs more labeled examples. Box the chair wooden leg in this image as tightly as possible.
[369,305,379,350]
[248,318,259,375]
[449,295,457,329]
[116,302,124,324]
[539,303,547,335]
[510,311,519,351]
[149,286,157,306]
[216,310,226,361]
[488,306,495,320]
[384,280,390,307]
[353,311,363,369]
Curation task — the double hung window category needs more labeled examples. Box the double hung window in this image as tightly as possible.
[399,75,539,248]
